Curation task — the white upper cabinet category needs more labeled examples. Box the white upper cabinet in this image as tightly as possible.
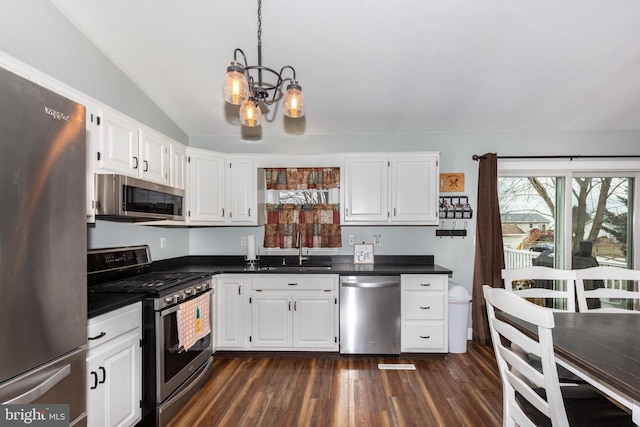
[343,156,389,223]
[187,148,226,223]
[96,107,138,176]
[227,156,256,224]
[186,148,258,225]
[94,106,170,186]
[169,141,187,190]
[343,153,439,225]
[138,128,169,184]
[390,155,439,223]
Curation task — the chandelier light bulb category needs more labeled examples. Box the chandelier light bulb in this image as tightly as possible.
[283,82,305,118]
[239,98,262,127]
[222,62,249,105]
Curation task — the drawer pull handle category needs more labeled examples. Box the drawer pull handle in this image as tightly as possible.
[88,332,106,341]
[420,283,431,287]
[420,335,431,339]
[288,283,298,286]
[420,306,431,310]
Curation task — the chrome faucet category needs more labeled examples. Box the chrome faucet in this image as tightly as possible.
[297,231,309,265]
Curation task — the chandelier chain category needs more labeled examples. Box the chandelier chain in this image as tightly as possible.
[257,0,262,45]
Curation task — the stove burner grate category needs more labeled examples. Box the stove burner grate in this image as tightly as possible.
[91,271,210,293]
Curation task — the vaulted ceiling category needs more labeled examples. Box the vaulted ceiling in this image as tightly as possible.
[51,0,640,138]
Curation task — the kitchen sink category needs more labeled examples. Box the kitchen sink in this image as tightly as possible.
[261,265,333,272]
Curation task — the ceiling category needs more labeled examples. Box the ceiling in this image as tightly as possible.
[51,0,640,138]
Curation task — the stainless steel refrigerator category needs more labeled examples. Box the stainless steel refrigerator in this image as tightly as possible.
[0,66,87,425]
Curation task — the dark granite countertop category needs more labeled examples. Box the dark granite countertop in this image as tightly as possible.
[150,255,452,276]
[89,255,452,318]
[88,291,146,319]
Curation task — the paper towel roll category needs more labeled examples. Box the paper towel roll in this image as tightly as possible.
[247,235,256,260]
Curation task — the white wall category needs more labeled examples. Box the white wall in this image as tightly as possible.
[0,0,187,143]
[88,221,189,262]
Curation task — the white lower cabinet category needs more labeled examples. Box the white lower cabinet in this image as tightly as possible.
[401,275,448,352]
[249,275,338,351]
[87,302,142,427]
[216,275,251,349]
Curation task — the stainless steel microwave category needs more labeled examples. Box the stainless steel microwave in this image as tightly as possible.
[95,174,185,221]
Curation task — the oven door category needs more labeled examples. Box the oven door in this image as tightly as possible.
[155,290,213,403]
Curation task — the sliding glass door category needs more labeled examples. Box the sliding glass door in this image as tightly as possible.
[498,160,638,310]
[571,176,632,269]
[498,176,565,269]
[499,166,636,272]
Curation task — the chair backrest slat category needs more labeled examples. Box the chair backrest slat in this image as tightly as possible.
[574,266,640,313]
[502,266,577,312]
[484,285,570,427]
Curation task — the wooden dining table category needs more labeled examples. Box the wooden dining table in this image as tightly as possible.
[504,311,640,424]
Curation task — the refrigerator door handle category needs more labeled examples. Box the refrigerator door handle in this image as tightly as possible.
[3,364,70,404]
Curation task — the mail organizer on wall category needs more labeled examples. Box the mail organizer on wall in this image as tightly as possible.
[439,196,473,219]
[436,196,472,238]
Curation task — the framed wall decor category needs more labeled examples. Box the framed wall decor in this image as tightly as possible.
[354,244,374,264]
[439,173,465,192]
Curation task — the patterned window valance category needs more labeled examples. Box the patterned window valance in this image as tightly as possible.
[265,167,340,190]
[263,168,341,249]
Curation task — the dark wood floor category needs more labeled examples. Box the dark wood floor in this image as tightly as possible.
[168,342,502,427]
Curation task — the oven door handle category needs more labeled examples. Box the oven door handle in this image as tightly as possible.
[160,304,182,316]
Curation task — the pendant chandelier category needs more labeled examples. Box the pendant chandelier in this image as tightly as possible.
[222,0,305,128]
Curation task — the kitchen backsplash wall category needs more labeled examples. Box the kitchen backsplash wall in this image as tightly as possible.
[88,221,189,261]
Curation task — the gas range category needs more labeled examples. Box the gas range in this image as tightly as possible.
[88,245,212,309]
[88,245,215,426]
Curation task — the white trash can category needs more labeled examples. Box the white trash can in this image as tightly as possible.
[448,282,472,354]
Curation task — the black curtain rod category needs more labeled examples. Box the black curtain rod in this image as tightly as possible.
[472,154,640,161]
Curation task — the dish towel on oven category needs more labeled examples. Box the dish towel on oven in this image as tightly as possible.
[176,292,211,351]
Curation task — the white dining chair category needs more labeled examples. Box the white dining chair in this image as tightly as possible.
[483,285,634,427]
[502,266,577,312]
[574,266,640,313]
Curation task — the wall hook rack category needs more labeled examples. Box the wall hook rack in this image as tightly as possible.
[435,221,468,238]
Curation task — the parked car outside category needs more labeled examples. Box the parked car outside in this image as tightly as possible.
[529,242,554,252]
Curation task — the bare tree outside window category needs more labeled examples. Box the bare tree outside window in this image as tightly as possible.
[278,190,329,204]
[499,176,630,270]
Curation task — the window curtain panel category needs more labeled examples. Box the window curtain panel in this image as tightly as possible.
[264,167,342,249]
[472,153,505,346]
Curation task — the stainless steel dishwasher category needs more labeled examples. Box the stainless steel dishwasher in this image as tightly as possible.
[340,275,401,355]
